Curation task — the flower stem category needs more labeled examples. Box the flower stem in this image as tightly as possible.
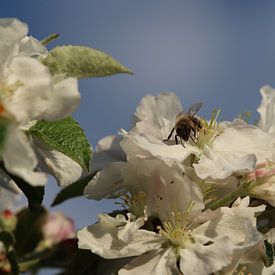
[40,34,59,46]
[206,182,250,210]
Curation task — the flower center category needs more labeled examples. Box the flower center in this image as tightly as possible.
[117,192,147,218]
[158,202,195,250]
[0,80,24,119]
[196,109,222,149]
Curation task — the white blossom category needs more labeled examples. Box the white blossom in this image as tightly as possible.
[194,120,275,180]
[0,18,80,186]
[81,90,274,274]
[79,195,264,275]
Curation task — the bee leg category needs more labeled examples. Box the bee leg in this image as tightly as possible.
[191,127,197,138]
[180,138,185,148]
[163,127,175,141]
[193,118,203,129]
[175,135,179,144]
[190,134,196,144]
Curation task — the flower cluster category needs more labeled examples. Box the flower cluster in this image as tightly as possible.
[78,90,275,274]
[0,18,83,191]
[0,17,134,274]
[0,16,274,275]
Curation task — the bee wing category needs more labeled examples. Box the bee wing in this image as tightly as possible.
[187,102,202,116]
[176,110,188,119]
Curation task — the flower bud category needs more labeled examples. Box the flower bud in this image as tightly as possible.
[41,212,75,247]
[0,209,17,232]
[246,162,275,206]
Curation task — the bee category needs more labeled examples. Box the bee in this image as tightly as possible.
[164,102,203,146]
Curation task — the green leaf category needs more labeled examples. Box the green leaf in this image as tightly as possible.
[0,117,10,155]
[7,250,19,275]
[28,117,91,171]
[57,249,101,275]
[0,231,15,249]
[52,174,94,206]
[0,231,19,275]
[43,45,133,78]
[0,163,44,211]
[34,239,78,268]
[264,239,274,267]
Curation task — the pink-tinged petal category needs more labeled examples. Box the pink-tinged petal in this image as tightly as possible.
[42,212,75,245]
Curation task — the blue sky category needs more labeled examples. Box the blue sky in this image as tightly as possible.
[2,0,275,232]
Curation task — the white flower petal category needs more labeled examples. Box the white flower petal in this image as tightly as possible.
[84,162,125,200]
[4,56,52,123]
[5,58,80,123]
[195,145,257,179]
[34,138,84,187]
[2,125,47,186]
[251,180,275,207]
[190,198,264,273]
[131,93,183,140]
[234,262,274,275]
[78,214,163,259]
[0,187,21,211]
[194,197,264,247]
[118,214,147,243]
[0,169,22,193]
[97,258,135,275]
[263,265,275,275]
[195,124,275,179]
[123,157,204,220]
[179,237,234,275]
[265,228,275,244]
[120,248,178,275]
[91,135,126,172]
[41,77,80,120]
[0,18,28,67]
[120,134,200,164]
[257,85,275,133]
[17,36,48,58]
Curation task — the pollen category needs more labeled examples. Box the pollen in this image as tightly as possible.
[117,192,147,218]
[196,109,222,149]
[158,202,195,250]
